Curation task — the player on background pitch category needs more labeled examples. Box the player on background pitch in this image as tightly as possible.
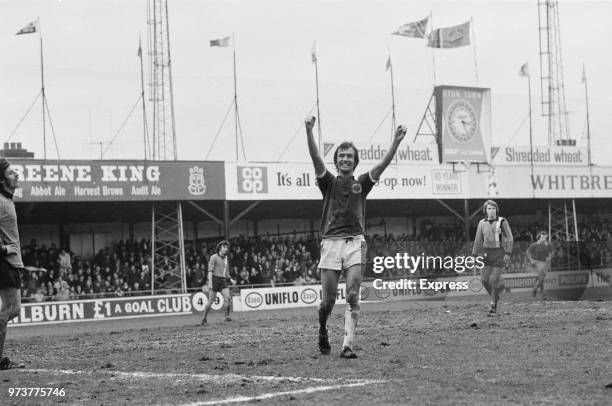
[201,240,235,325]
[526,231,552,300]
[472,200,513,315]
[0,158,25,369]
[305,116,407,358]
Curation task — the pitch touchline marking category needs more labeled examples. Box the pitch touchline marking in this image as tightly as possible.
[174,380,386,406]
[22,368,337,383]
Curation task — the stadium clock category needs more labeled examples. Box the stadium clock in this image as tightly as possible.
[446,99,478,143]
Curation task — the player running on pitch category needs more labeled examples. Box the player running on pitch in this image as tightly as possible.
[527,231,552,300]
[201,240,235,325]
[0,158,25,369]
[472,200,513,315]
[305,116,406,358]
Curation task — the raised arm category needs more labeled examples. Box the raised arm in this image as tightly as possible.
[304,116,326,176]
[370,125,407,181]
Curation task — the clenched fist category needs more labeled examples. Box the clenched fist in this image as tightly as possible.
[305,116,316,130]
[394,125,407,143]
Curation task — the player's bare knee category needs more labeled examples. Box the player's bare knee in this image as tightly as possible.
[346,290,359,306]
[319,299,334,313]
[321,298,336,309]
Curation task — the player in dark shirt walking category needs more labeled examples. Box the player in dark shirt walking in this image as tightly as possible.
[305,116,406,358]
[526,231,552,299]
[201,240,235,324]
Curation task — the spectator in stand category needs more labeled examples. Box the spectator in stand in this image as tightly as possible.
[238,266,250,285]
[121,282,132,296]
[45,282,54,300]
[305,268,318,284]
[190,263,205,289]
[58,247,72,275]
[55,279,71,301]
[31,288,45,303]
[249,266,262,285]
[294,272,306,286]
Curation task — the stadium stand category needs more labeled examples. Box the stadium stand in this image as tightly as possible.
[18,216,612,302]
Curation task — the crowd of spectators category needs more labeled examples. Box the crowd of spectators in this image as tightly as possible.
[21,239,154,303]
[16,214,612,302]
[18,234,322,302]
[183,235,320,289]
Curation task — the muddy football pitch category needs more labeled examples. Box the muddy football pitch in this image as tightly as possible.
[2,298,610,405]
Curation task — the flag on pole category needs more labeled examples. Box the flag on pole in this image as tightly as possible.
[581,64,586,84]
[385,55,392,71]
[311,42,317,64]
[210,36,230,47]
[16,20,37,35]
[427,29,440,48]
[519,62,529,77]
[137,40,142,57]
[427,21,470,48]
[392,17,429,38]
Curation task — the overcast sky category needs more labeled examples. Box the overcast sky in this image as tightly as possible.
[1,0,611,164]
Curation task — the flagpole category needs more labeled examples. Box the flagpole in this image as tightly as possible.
[313,43,322,153]
[470,17,479,85]
[388,52,396,141]
[233,33,239,161]
[527,63,534,185]
[583,63,592,166]
[429,11,436,86]
[38,17,47,160]
[138,35,148,161]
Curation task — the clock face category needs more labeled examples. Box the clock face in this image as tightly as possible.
[447,99,478,143]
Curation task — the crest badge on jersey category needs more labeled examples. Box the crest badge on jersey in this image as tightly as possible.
[351,183,362,194]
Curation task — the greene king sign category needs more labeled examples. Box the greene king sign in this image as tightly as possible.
[9,160,224,202]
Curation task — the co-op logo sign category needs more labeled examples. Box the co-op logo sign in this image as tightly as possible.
[237,166,268,194]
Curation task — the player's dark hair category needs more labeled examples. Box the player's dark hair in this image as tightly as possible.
[536,230,548,240]
[216,240,229,254]
[0,158,9,184]
[482,200,499,216]
[333,142,359,172]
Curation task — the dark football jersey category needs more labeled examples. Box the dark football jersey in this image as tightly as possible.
[527,242,552,262]
[317,170,375,238]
